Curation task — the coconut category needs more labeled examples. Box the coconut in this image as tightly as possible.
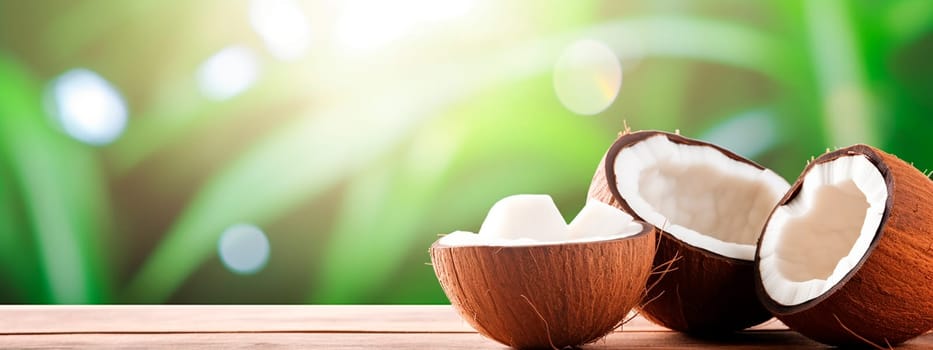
[588,130,790,333]
[431,195,656,349]
[755,145,933,346]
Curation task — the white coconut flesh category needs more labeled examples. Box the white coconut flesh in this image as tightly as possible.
[758,155,887,306]
[612,135,790,260]
[439,194,644,247]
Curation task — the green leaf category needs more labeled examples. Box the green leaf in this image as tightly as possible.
[883,0,933,46]
[122,65,498,302]
[0,151,47,302]
[0,55,113,303]
[586,16,799,83]
[803,0,879,147]
[110,65,322,173]
[115,14,791,173]
[124,14,791,302]
[310,118,464,303]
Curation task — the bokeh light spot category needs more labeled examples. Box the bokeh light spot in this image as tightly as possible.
[47,69,128,146]
[218,224,270,275]
[249,0,311,61]
[553,39,622,116]
[196,45,260,101]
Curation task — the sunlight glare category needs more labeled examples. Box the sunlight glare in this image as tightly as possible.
[335,0,477,51]
[249,0,312,61]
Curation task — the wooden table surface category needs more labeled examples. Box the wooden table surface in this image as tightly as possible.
[0,306,930,349]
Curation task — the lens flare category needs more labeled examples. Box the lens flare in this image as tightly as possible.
[553,39,622,116]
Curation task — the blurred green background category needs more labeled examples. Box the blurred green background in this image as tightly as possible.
[0,0,930,304]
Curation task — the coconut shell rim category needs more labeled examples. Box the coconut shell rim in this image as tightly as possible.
[753,144,894,315]
[603,130,769,264]
[430,221,655,250]
[650,229,757,268]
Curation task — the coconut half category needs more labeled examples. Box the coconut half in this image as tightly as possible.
[589,130,790,333]
[431,195,656,349]
[755,145,933,346]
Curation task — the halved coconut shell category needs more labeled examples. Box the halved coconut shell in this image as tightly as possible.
[431,226,655,349]
[755,145,933,346]
[589,130,790,333]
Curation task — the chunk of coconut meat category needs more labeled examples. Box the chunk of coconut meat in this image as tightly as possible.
[478,194,569,241]
[613,135,790,260]
[758,155,887,306]
[439,195,643,246]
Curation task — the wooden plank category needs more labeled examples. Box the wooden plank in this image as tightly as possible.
[0,306,928,349]
[0,331,860,350]
[0,306,788,334]
[0,306,471,334]
[3,331,931,349]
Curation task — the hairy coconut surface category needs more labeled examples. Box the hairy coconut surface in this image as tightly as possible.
[755,145,933,347]
[589,130,788,334]
[431,226,655,349]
